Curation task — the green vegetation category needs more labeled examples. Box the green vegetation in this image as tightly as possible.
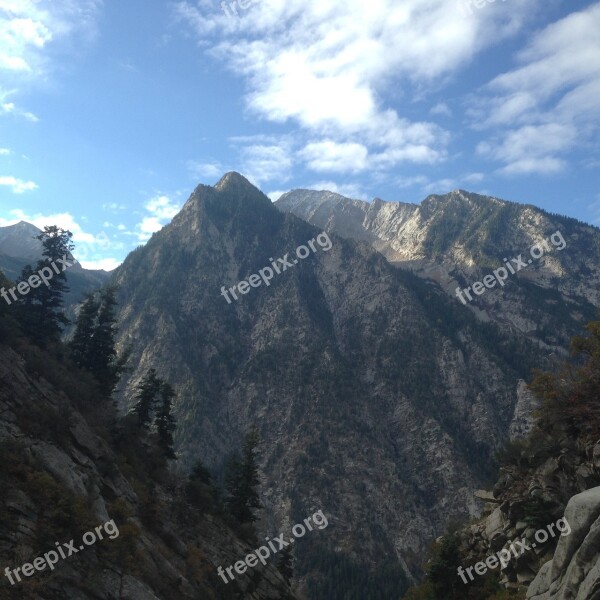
[69,286,130,395]
[224,425,262,525]
[0,233,241,598]
[402,317,600,600]
[14,226,74,343]
[301,546,409,600]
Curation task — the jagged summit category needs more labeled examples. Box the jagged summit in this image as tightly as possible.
[214,171,259,194]
[179,172,274,224]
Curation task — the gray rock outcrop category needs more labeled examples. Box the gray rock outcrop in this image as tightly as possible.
[527,487,600,600]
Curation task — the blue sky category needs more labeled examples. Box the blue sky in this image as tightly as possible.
[0,0,599,269]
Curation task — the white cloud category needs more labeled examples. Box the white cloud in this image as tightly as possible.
[102,202,127,211]
[0,0,101,120]
[396,175,429,188]
[299,141,368,173]
[477,123,576,175]
[187,160,225,180]
[267,189,288,202]
[472,3,600,174]
[137,217,163,240]
[0,99,38,121]
[464,172,484,183]
[393,172,486,194]
[0,147,10,154]
[0,174,37,192]
[239,142,292,185]
[80,257,121,271]
[424,178,457,193]
[175,0,536,178]
[133,193,183,242]
[430,102,452,117]
[144,195,180,220]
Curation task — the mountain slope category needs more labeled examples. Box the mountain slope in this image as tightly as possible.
[276,189,600,353]
[0,301,294,600]
[110,173,550,598]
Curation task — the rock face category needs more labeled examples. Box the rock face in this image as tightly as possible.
[0,341,294,600]
[509,380,540,441]
[110,173,560,596]
[276,189,600,353]
[446,427,600,597]
[527,487,600,600]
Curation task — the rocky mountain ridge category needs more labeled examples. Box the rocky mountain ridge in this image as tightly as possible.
[276,189,600,354]
[107,173,562,598]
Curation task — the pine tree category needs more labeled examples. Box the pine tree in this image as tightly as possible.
[24,226,74,341]
[276,546,294,583]
[427,534,463,600]
[14,226,74,341]
[90,286,127,395]
[186,460,219,511]
[13,265,41,334]
[69,286,129,396]
[132,368,161,427]
[224,426,262,523]
[70,293,100,370]
[155,382,177,459]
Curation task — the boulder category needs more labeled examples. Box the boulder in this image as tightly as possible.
[527,486,600,599]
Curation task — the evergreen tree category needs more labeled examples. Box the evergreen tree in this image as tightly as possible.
[427,534,463,600]
[276,545,294,583]
[186,459,219,512]
[90,286,128,395]
[224,426,262,523]
[15,226,74,341]
[530,319,600,436]
[155,382,177,459]
[132,368,161,427]
[69,286,129,396]
[70,293,100,370]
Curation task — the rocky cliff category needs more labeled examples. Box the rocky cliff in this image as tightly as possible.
[276,189,600,353]
[526,486,600,600]
[0,318,294,599]
[403,320,600,599]
[109,173,557,598]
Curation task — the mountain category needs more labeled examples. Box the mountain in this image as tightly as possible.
[0,221,111,313]
[0,289,294,600]
[109,173,556,598]
[276,189,600,353]
[0,221,44,261]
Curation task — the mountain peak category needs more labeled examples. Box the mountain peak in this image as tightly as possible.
[214,171,257,193]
